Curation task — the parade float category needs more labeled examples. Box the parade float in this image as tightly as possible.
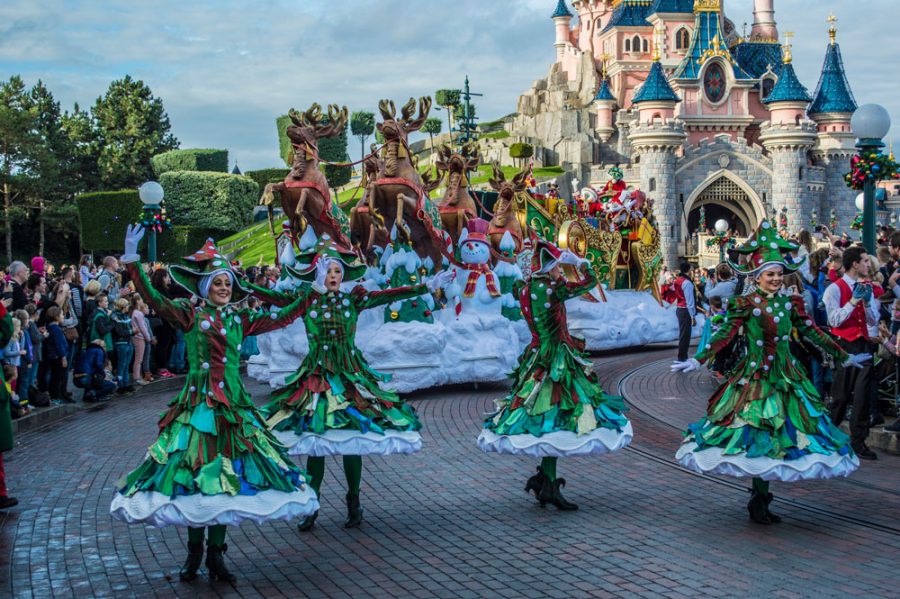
[248,97,688,393]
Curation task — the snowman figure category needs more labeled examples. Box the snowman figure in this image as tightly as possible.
[446,218,503,316]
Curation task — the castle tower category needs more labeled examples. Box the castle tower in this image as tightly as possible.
[552,0,574,62]
[759,38,817,231]
[809,15,859,231]
[750,0,778,41]
[630,50,685,267]
[593,72,617,143]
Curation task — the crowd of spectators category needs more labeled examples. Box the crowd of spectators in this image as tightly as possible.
[1,255,278,413]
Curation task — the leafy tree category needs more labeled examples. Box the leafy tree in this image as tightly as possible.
[422,117,442,152]
[509,142,534,168]
[350,111,375,165]
[0,76,41,262]
[375,129,385,145]
[61,103,100,193]
[435,89,461,144]
[92,75,179,189]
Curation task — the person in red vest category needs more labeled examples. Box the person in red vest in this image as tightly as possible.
[674,261,696,362]
[822,245,881,460]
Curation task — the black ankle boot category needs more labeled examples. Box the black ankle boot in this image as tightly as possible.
[206,543,237,584]
[547,478,578,511]
[179,541,203,581]
[525,466,548,499]
[297,510,319,532]
[344,493,363,528]
[764,492,782,523]
[747,489,772,525]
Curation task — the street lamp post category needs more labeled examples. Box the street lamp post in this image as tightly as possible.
[138,181,165,262]
[851,104,892,255]
[714,219,729,264]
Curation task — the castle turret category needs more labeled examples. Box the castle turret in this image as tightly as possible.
[552,0,574,62]
[750,0,778,41]
[760,39,817,232]
[593,69,617,143]
[632,58,680,124]
[809,15,859,232]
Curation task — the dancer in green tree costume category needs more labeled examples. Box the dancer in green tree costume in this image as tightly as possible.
[672,220,869,524]
[256,233,452,531]
[110,226,319,585]
[477,239,632,511]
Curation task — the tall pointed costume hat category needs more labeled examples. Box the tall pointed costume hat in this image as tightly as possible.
[728,219,803,276]
[286,232,367,283]
[531,238,563,275]
[170,238,251,302]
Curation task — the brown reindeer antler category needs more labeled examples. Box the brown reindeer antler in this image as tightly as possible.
[316,104,349,139]
[399,98,416,123]
[462,142,480,171]
[288,108,305,127]
[378,99,396,121]
[488,162,506,191]
[511,169,528,192]
[405,97,432,132]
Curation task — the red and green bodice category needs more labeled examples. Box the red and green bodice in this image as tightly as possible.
[695,291,848,383]
[519,269,597,352]
[258,283,427,435]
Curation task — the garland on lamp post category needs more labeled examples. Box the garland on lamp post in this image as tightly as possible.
[850,212,864,231]
[829,208,837,232]
[139,203,172,233]
[844,149,899,190]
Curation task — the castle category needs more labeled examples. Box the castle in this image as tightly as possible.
[511,0,863,268]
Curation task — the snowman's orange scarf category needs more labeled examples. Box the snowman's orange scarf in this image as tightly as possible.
[462,264,501,298]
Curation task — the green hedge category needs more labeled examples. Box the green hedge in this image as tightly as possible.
[151,149,229,176]
[509,142,534,159]
[76,190,143,252]
[276,115,293,167]
[155,225,223,262]
[244,168,290,190]
[160,171,258,231]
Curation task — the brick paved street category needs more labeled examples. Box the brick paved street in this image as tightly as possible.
[1,345,897,598]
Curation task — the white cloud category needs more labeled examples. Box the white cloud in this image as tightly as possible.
[1,0,898,170]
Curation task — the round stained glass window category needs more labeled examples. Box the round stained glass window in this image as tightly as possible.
[704,62,726,103]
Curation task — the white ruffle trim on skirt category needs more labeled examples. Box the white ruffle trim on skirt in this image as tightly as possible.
[273,428,423,456]
[476,423,633,457]
[675,442,860,482]
[110,487,320,528]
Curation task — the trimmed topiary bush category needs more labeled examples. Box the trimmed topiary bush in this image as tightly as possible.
[151,149,229,176]
[156,225,224,262]
[160,171,258,232]
[509,142,534,160]
[76,190,143,252]
[244,168,290,190]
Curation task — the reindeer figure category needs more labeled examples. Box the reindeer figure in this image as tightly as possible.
[434,142,480,245]
[368,96,446,266]
[350,144,388,261]
[487,163,526,254]
[260,103,351,246]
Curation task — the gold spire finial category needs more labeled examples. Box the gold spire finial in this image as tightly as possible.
[827,13,838,45]
[600,53,610,77]
[783,32,794,64]
[652,25,663,61]
[693,0,721,12]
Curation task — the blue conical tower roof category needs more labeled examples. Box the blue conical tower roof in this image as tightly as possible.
[632,61,680,104]
[595,77,616,102]
[672,6,752,80]
[809,41,857,115]
[551,0,572,18]
[649,0,693,14]
[763,60,812,104]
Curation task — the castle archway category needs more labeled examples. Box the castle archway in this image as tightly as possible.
[684,170,765,237]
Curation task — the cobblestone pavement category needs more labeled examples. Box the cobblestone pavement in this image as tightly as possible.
[0,345,897,598]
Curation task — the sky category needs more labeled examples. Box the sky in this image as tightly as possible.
[1,0,899,171]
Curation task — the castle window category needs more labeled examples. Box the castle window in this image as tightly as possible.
[799,167,804,180]
[703,62,727,103]
[642,38,649,53]
[761,77,775,100]
[596,18,602,30]
[649,178,657,192]
[632,35,641,52]
[625,38,631,52]
[676,28,691,50]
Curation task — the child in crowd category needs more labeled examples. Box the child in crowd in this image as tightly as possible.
[129,295,153,386]
[13,310,33,404]
[73,338,117,402]
[110,298,134,393]
[43,306,70,403]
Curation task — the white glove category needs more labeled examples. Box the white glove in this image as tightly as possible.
[671,358,701,373]
[427,270,455,293]
[122,224,146,263]
[558,251,582,267]
[312,258,329,294]
[843,353,872,369]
